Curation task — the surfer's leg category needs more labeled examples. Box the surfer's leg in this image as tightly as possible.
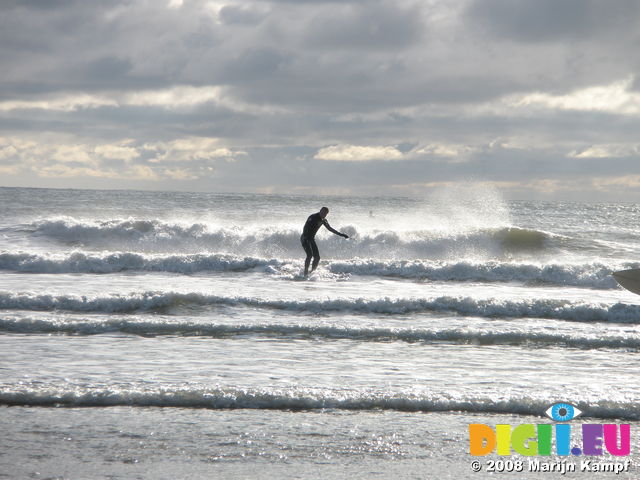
[310,239,320,272]
[301,235,313,276]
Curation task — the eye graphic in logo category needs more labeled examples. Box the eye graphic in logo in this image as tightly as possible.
[545,403,582,422]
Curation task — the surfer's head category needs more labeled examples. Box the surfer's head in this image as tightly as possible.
[319,206,329,218]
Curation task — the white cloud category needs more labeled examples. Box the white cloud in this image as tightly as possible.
[167,0,184,9]
[0,85,287,115]
[412,143,475,159]
[127,165,160,180]
[0,144,18,160]
[315,145,404,162]
[592,175,640,190]
[0,94,117,112]
[0,135,244,182]
[568,144,640,159]
[162,168,200,180]
[146,137,242,163]
[51,144,96,165]
[94,141,140,162]
[0,165,20,175]
[124,86,224,108]
[38,164,116,179]
[506,77,640,115]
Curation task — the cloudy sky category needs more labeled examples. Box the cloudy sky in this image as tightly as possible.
[1,0,640,200]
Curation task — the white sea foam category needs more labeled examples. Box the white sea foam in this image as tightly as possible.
[1,316,638,349]
[1,291,638,323]
[328,259,621,289]
[0,384,636,419]
[0,251,285,274]
[0,251,623,289]
[27,217,575,259]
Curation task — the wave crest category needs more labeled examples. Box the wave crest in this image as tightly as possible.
[27,217,563,259]
[0,251,284,274]
[1,291,638,323]
[2,316,638,350]
[329,259,619,289]
[0,252,620,288]
[0,384,636,419]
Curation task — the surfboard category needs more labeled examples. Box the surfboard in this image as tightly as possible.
[612,269,640,295]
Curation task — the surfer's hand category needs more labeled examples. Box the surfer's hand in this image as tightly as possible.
[341,233,349,239]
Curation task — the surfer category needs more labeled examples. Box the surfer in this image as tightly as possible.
[301,207,349,276]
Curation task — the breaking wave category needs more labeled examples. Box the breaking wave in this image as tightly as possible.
[0,251,285,274]
[26,217,566,259]
[0,251,621,289]
[0,384,637,419]
[1,291,639,323]
[328,259,620,289]
[2,316,638,350]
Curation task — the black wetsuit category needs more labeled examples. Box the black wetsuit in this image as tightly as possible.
[300,212,344,275]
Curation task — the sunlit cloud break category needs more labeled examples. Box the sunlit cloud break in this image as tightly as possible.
[0,86,287,115]
[507,77,640,115]
[315,145,404,162]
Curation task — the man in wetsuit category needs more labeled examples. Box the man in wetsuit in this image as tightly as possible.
[301,206,349,276]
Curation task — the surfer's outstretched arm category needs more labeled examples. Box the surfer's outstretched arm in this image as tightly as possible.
[323,220,349,238]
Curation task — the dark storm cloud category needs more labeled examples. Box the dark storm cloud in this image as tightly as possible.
[1,0,429,100]
[301,1,423,50]
[0,0,221,95]
[466,0,640,43]
[461,0,640,95]
[219,47,291,84]
[3,0,82,9]
[219,4,268,25]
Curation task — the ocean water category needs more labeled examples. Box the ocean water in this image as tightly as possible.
[1,186,640,478]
